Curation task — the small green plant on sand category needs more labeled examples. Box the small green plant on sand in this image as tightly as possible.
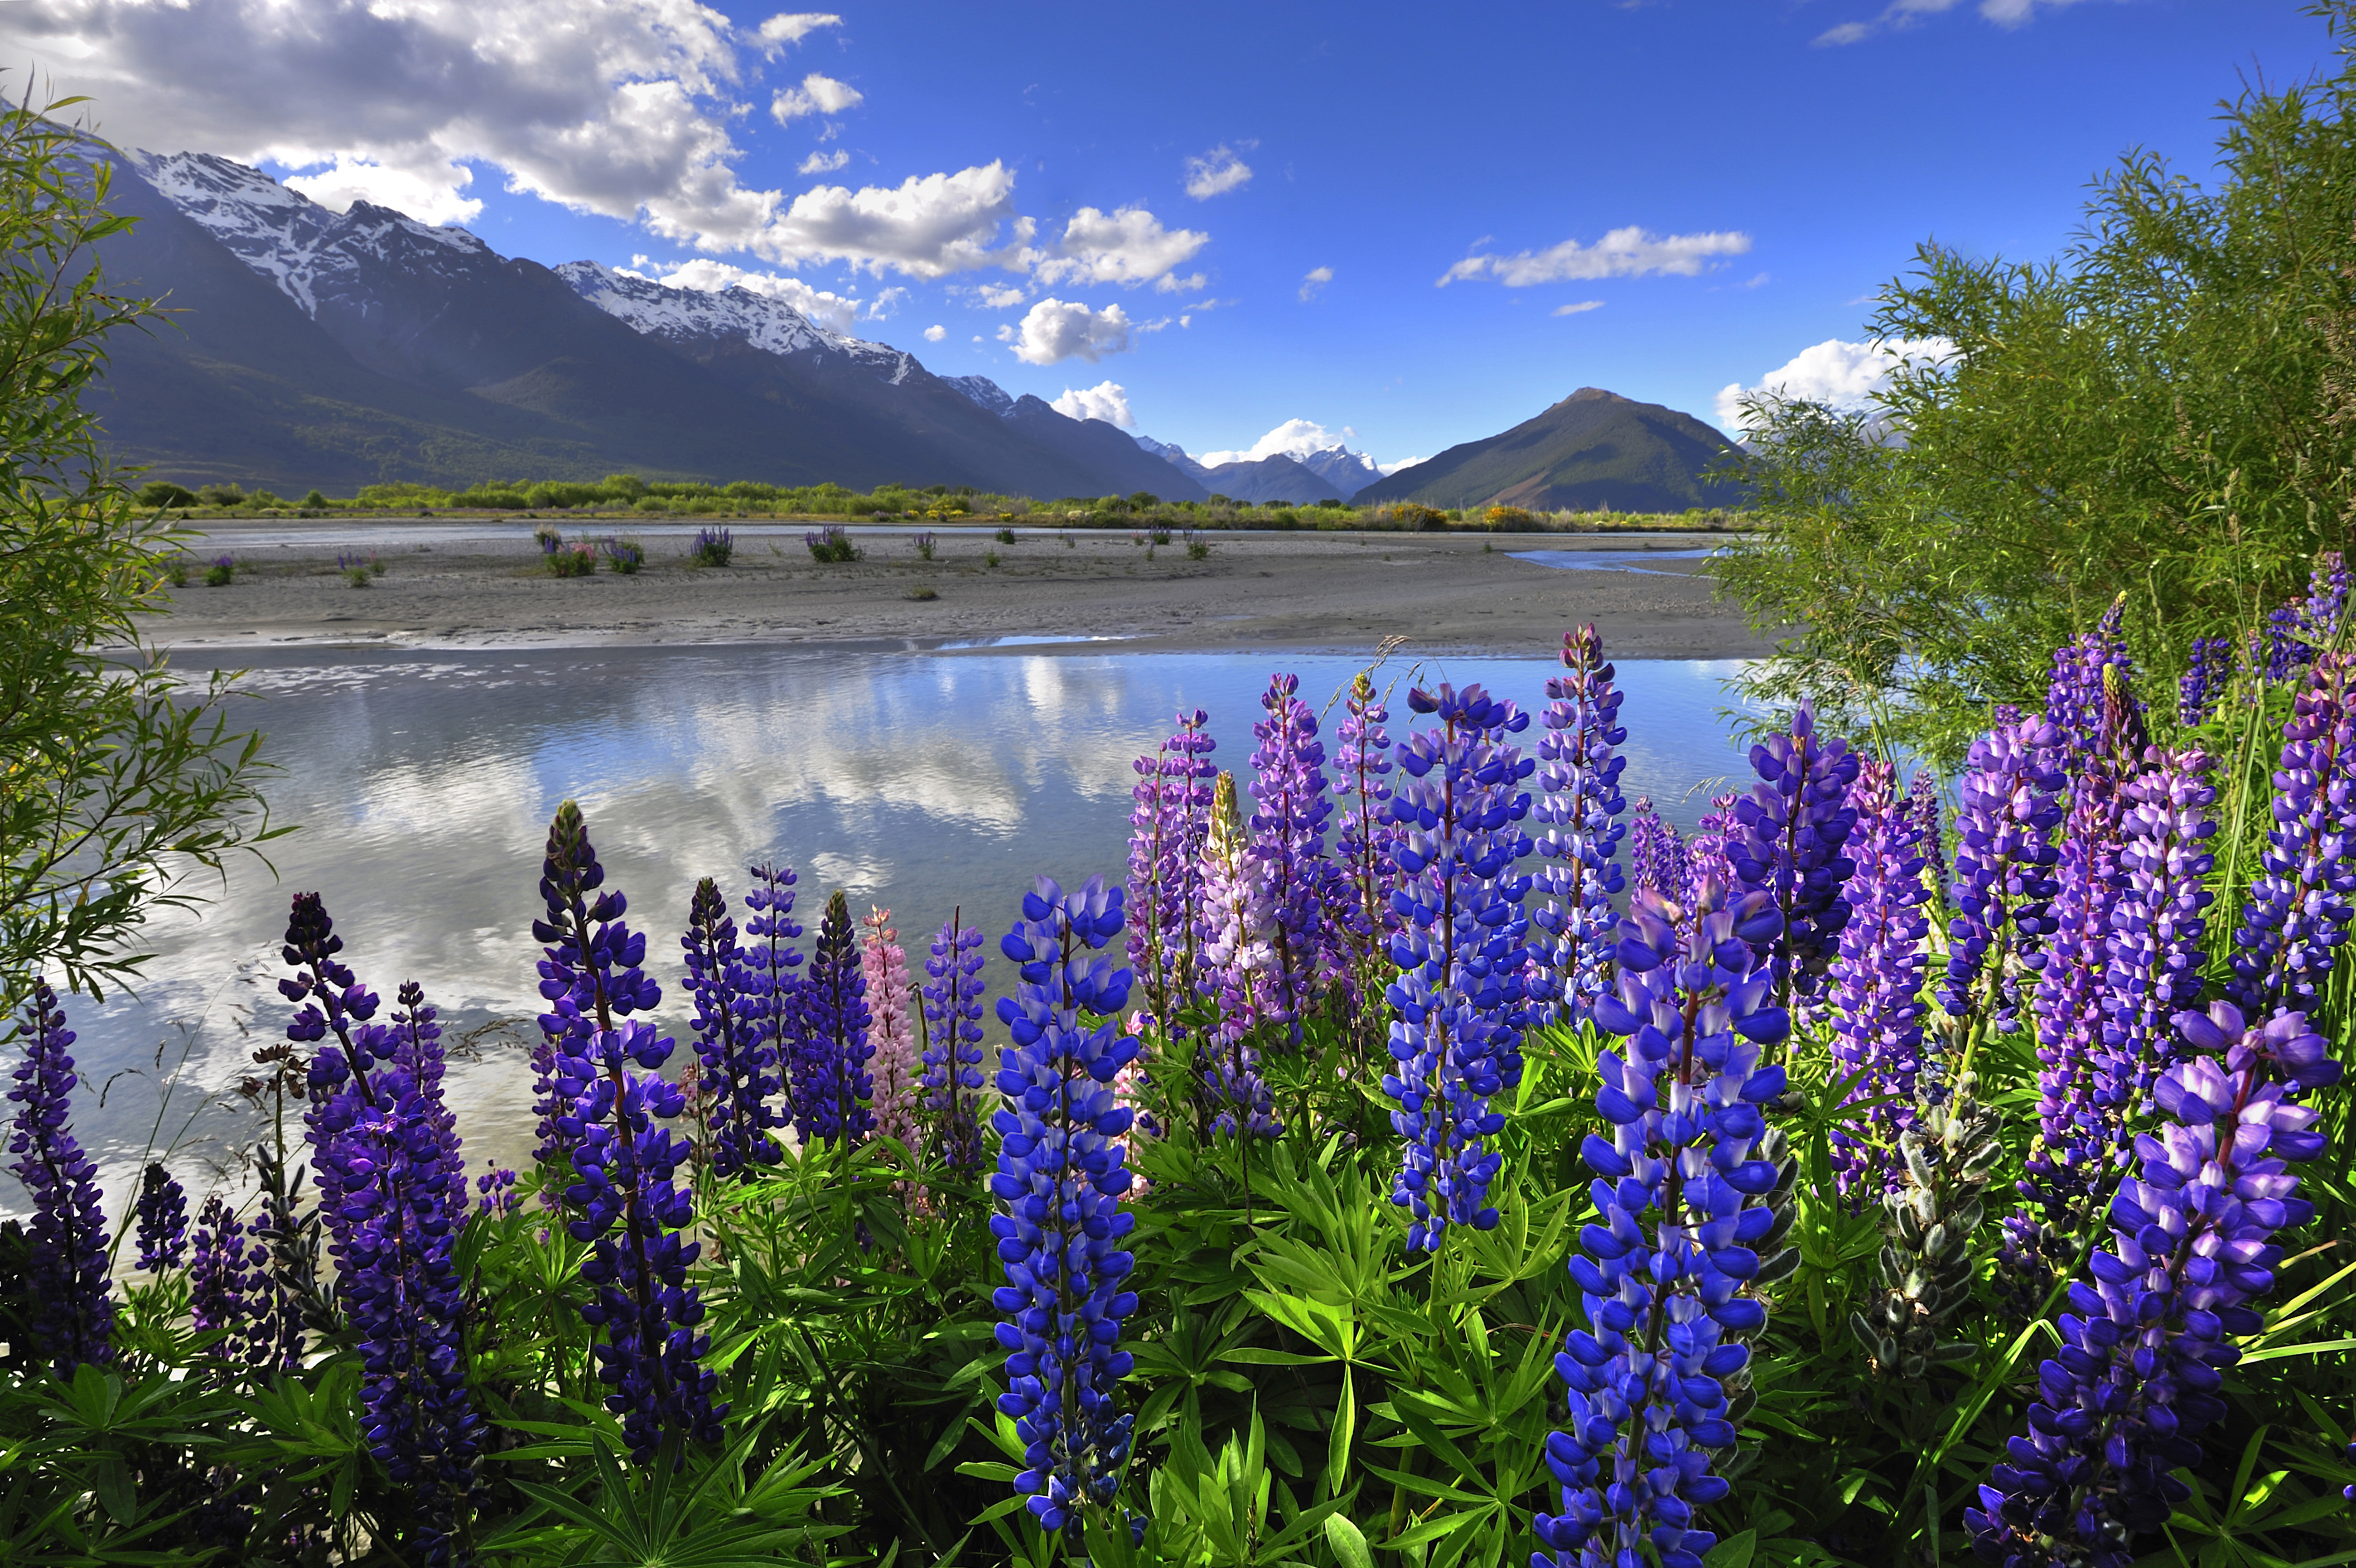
[994,526,1017,545]
[203,555,234,586]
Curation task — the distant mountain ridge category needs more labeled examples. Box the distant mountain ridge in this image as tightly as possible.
[1357,388,1744,513]
[1118,432,1349,503]
[90,148,1204,499]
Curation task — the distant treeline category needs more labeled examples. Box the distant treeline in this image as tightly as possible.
[133,474,1739,533]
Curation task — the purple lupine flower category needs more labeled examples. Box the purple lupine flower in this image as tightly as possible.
[990,875,1142,1534]
[1384,682,1535,1252]
[1535,879,1793,1568]
[1198,772,1281,1139]
[1939,708,2065,1033]
[1684,792,1738,904]
[922,915,989,1180]
[1967,1002,2342,1567]
[793,890,873,1146]
[1907,768,1947,897]
[1126,710,1217,1030]
[1725,704,1861,1004]
[740,862,807,1134]
[1627,798,1691,901]
[135,1162,190,1273]
[474,1166,520,1219]
[2265,601,2311,684]
[531,802,662,1171]
[1826,761,1932,1200]
[2229,652,2356,1012]
[6,981,115,1378]
[681,877,781,1179]
[1246,672,1335,1042]
[2095,748,2216,1136]
[2047,604,2134,771]
[189,1192,261,1356]
[2177,636,2231,729]
[1332,672,1402,1013]
[1530,625,1629,1028]
[2303,550,2349,648]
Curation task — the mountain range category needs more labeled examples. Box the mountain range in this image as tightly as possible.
[1354,387,1744,513]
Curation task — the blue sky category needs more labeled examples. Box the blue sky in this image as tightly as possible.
[16,0,2342,469]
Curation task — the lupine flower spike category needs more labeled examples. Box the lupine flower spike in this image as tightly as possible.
[1246,671,1336,1044]
[922,915,989,1179]
[2229,652,2356,1013]
[1726,703,1860,1008]
[6,981,115,1378]
[1627,798,1690,901]
[1536,879,1796,1568]
[1333,671,1402,1058]
[1825,761,1933,1198]
[681,876,781,1179]
[1530,625,1629,1028]
[135,1161,190,1273]
[794,890,873,1147]
[860,907,923,1163]
[531,801,661,1171]
[2177,637,2231,729]
[1940,708,2064,1041]
[1385,682,1535,1252]
[1127,711,1216,1029]
[990,875,1143,1534]
[1197,772,1281,1139]
[740,862,806,1134]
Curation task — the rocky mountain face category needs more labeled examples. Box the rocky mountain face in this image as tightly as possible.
[94,150,1203,498]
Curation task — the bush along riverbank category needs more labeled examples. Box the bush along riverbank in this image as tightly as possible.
[7,580,2356,1566]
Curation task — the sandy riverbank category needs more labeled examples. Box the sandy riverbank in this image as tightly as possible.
[140,525,1776,661]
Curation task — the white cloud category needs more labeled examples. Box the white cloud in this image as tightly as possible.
[866,285,908,318]
[1201,417,1355,467]
[758,162,1032,277]
[1552,299,1603,316]
[1377,456,1427,475]
[1440,225,1752,286]
[771,72,863,123]
[976,283,1027,308]
[628,256,864,333]
[1816,0,2103,44]
[923,324,946,342]
[1155,270,1207,294]
[756,11,841,56]
[1299,265,1332,302]
[1712,336,1954,430]
[1032,206,1209,289]
[797,148,849,174]
[1051,380,1135,428]
[1183,144,1253,200]
[998,298,1133,366]
[283,154,483,225]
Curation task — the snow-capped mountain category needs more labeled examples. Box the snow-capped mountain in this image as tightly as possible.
[1130,432,1354,503]
[1296,444,1383,501]
[944,375,1015,416]
[556,263,920,387]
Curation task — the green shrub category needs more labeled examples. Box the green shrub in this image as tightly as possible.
[547,544,598,577]
[605,537,645,574]
[905,584,938,601]
[137,480,198,509]
[203,555,234,586]
[994,526,1017,545]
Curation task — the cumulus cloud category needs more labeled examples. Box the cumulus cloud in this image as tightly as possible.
[1440,226,1752,287]
[797,148,850,174]
[998,298,1133,366]
[756,11,841,56]
[1051,380,1135,428]
[1200,418,1357,467]
[1183,144,1253,200]
[1155,270,1207,294]
[771,71,863,123]
[626,255,865,334]
[1299,265,1332,302]
[1816,0,2103,44]
[1712,337,1953,431]
[1377,456,1427,475]
[1552,299,1603,316]
[758,162,1032,277]
[975,283,1028,308]
[1032,206,1209,289]
[283,154,483,225]
[923,324,946,342]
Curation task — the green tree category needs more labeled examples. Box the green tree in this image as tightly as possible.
[0,89,278,1002]
[1713,1,2356,762]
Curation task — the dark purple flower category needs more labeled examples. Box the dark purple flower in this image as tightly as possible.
[681,877,781,1178]
[135,1161,189,1273]
[1246,672,1336,1041]
[1627,797,1690,901]
[1940,708,2064,1032]
[1684,791,1738,905]
[6,981,114,1378]
[2095,748,2216,1138]
[2229,653,2356,1012]
[531,802,661,1171]
[1827,761,1933,1198]
[921,916,989,1179]
[1127,709,1217,1028]
[189,1192,261,1359]
[1726,704,1861,1004]
[739,861,807,1134]
[2177,637,2231,729]
[792,890,872,1146]
[1530,625,1629,1027]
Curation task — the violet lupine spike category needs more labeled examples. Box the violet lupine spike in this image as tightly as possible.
[794,890,873,1147]
[1825,761,1932,1200]
[1384,682,1535,1252]
[681,876,781,1179]
[1627,798,1690,900]
[2264,601,2310,685]
[921,917,989,1180]
[1907,768,1947,898]
[2046,612,2135,775]
[1939,708,2065,1034]
[1967,1001,2343,1568]
[740,862,806,1135]
[2302,549,2349,649]
[1725,704,1861,1005]
[1333,671,1402,982]
[1684,791,1738,904]
[189,1192,261,1361]
[6,981,115,1378]
[860,907,923,1162]
[1127,710,1217,1030]
[1530,625,1629,1028]
[990,875,1142,1535]
[1246,672,1336,1044]
[282,891,391,1253]
[2229,652,2356,1013]
[2095,749,2216,1135]
[1198,772,1281,1139]
[135,1161,190,1273]
[1535,879,1795,1568]
[2177,637,2231,729]
[531,801,661,1172]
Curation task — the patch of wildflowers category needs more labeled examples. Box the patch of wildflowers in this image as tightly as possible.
[7,981,114,1377]
[1530,625,1629,1027]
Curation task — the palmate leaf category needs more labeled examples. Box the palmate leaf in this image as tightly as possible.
[500,1427,840,1567]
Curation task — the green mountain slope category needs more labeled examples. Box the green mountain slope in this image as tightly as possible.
[1356,387,1746,513]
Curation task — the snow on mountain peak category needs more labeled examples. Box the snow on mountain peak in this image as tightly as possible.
[556,262,922,386]
[946,375,1014,416]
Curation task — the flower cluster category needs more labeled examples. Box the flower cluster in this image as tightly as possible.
[2229,653,2356,1011]
[1726,704,1860,1003]
[531,801,662,1168]
[2094,749,2216,1135]
[1333,671,1401,979]
[922,916,989,1178]
[1246,672,1336,1041]
[1940,709,2064,1033]
[2177,636,2231,728]
[6,981,115,1378]
[1627,797,1690,902]
[1383,682,1534,1252]
[135,1161,190,1273]
[1826,762,1934,1197]
[1198,772,1281,1139]
[681,876,781,1179]
[1851,1075,2002,1379]
[740,862,807,1135]
[793,890,873,1146]
[1537,880,1794,1568]
[1529,625,1629,1028]
[861,907,924,1159]
[1126,709,1217,1026]
[990,876,1143,1533]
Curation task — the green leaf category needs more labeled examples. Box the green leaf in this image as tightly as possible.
[1325,1513,1375,1568]
[1704,1531,1757,1568]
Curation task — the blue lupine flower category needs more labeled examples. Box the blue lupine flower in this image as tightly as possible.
[189,1192,261,1360]
[135,1162,190,1273]
[6,981,115,1378]
[1725,703,1860,1004]
[2177,636,2231,728]
[2095,748,2215,1136]
[1826,761,1932,1199]
[1940,707,2064,1032]
[1626,798,1690,900]
[531,802,662,1170]
[1968,1002,2342,1567]
[990,875,1142,1534]
[681,876,781,1178]
[1333,672,1401,970]
[793,890,873,1146]
[922,916,989,1180]
[1530,625,1629,1028]
[1384,681,1535,1252]
[2047,603,2135,771]
[2229,652,2356,1011]
[1127,710,1217,1027]
[740,861,808,1133]
[1246,673,1336,1041]
[1536,879,1792,1568]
